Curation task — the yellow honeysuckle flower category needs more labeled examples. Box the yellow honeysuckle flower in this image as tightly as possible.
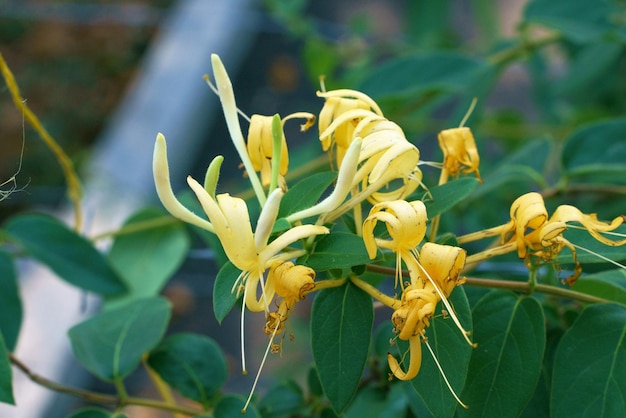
[317,89,383,167]
[462,192,626,284]
[247,112,316,186]
[438,126,481,182]
[387,242,470,408]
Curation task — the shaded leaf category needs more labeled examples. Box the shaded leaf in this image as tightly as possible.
[417,177,480,217]
[148,333,227,406]
[3,214,126,296]
[557,225,626,265]
[68,297,171,381]
[562,118,626,179]
[278,171,337,219]
[306,232,371,270]
[345,384,409,418]
[257,380,305,418]
[107,207,190,309]
[459,291,545,418]
[0,331,14,405]
[214,394,260,418]
[311,282,373,413]
[359,52,491,100]
[67,408,128,418]
[213,261,241,324]
[572,269,626,305]
[523,0,619,43]
[552,303,626,417]
[0,251,21,351]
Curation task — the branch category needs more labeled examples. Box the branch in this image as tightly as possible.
[9,353,204,416]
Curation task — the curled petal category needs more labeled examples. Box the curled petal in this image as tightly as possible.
[438,127,481,180]
[549,205,626,246]
[153,133,215,233]
[271,261,315,305]
[388,336,422,381]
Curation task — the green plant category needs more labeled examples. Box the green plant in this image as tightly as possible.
[2,1,626,417]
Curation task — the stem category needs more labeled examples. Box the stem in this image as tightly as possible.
[143,358,184,418]
[9,354,204,416]
[366,264,616,306]
[350,276,400,309]
[487,32,562,67]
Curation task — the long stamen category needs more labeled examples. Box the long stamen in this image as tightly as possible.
[203,74,251,122]
[423,337,469,409]
[241,285,249,375]
[571,242,626,270]
[242,317,281,413]
[417,261,476,347]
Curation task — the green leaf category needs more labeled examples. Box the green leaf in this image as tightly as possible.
[214,394,260,418]
[311,281,373,414]
[0,331,14,405]
[572,269,626,305]
[359,52,491,100]
[278,171,337,219]
[471,138,551,200]
[148,333,227,406]
[306,232,371,270]
[459,291,545,418]
[551,303,626,417]
[345,384,409,418]
[106,208,190,309]
[0,251,21,350]
[408,287,473,418]
[3,213,126,296]
[562,118,626,180]
[213,261,241,324]
[67,408,128,418]
[68,297,171,382]
[557,225,626,264]
[416,177,480,217]
[257,380,305,418]
[523,0,619,43]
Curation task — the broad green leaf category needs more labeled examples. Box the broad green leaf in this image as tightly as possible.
[471,138,551,200]
[67,408,128,418]
[214,394,260,418]
[551,303,626,417]
[0,251,21,350]
[3,213,126,296]
[306,232,371,270]
[359,52,491,100]
[0,331,14,405]
[68,297,171,382]
[523,0,619,43]
[572,269,626,305]
[557,225,626,265]
[311,282,373,413]
[562,119,626,179]
[148,333,227,406]
[107,207,190,309]
[345,384,409,418]
[555,42,624,96]
[278,171,337,219]
[213,261,241,324]
[257,380,305,418]
[408,287,473,418]
[459,291,545,418]
[415,177,480,217]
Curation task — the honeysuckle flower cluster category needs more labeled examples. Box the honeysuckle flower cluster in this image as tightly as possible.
[152,53,626,412]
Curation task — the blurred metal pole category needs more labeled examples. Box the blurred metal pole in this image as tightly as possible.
[1,0,256,416]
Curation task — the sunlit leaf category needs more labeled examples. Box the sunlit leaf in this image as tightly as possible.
[213,261,241,324]
[278,171,337,219]
[68,297,171,381]
[106,207,190,309]
[0,251,21,351]
[307,232,371,270]
[552,303,626,417]
[3,213,126,296]
[459,291,545,418]
[148,333,227,406]
[311,282,373,413]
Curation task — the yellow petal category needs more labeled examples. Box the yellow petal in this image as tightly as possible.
[387,336,422,381]
[549,205,626,246]
[153,134,215,233]
[260,224,329,267]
